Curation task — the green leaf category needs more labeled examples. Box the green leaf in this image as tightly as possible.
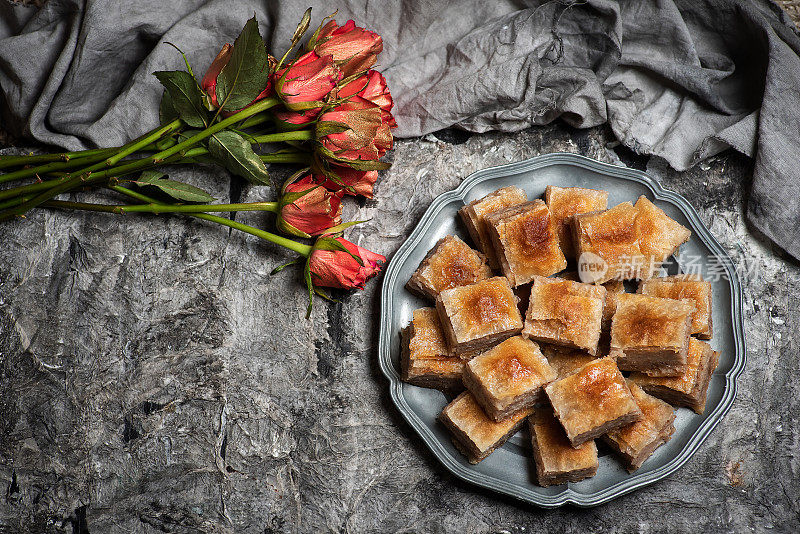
[313,287,339,303]
[133,170,216,203]
[313,236,363,266]
[315,121,351,138]
[306,10,338,51]
[159,89,178,123]
[304,257,314,319]
[280,188,314,207]
[270,258,300,275]
[323,220,367,234]
[315,144,391,171]
[154,71,208,128]
[164,42,198,80]
[291,8,313,47]
[208,130,270,185]
[176,129,204,141]
[216,17,270,112]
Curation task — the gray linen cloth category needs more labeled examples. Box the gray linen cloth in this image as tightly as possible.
[1,0,799,257]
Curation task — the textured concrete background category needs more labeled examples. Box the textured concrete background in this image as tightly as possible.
[1,124,798,533]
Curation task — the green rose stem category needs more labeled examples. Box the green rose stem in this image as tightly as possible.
[0,120,184,184]
[104,119,182,167]
[0,98,304,221]
[0,195,30,211]
[0,147,310,204]
[0,124,311,187]
[0,116,187,171]
[42,199,279,215]
[0,149,198,202]
[259,152,311,164]
[108,184,312,256]
[0,140,175,185]
[0,135,306,188]
[0,147,116,171]
[0,119,182,212]
[0,148,118,184]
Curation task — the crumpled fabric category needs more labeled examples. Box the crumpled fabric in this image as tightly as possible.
[1,0,799,257]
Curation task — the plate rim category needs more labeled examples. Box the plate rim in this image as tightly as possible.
[377,152,746,508]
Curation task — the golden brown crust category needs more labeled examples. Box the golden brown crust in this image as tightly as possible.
[545,185,609,258]
[463,336,556,421]
[529,409,598,486]
[542,345,597,379]
[573,202,643,283]
[401,308,465,391]
[611,293,694,351]
[638,275,713,339]
[634,196,691,260]
[406,235,493,300]
[603,381,676,472]
[458,186,528,269]
[544,357,642,447]
[522,276,606,355]
[485,200,567,286]
[572,199,691,284]
[631,338,719,413]
[436,277,523,355]
[439,392,532,463]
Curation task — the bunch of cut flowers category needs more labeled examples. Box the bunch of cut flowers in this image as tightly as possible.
[0,9,394,315]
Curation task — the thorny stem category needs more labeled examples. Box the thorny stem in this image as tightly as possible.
[104,119,182,167]
[0,148,119,185]
[107,185,312,256]
[44,199,279,215]
[0,147,113,170]
[0,99,285,221]
[0,147,309,203]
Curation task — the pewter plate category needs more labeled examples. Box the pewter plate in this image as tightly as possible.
[377,152,746,507]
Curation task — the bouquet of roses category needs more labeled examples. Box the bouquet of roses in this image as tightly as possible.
[0,9,394,316]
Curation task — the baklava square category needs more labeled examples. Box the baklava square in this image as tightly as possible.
[638,274,713,339]
[542,345,597,380]
[544,357,642,447]
[462,336,556,421]
[544,185,609,258]
[610,293,695,376]
[439,391,532,464]
[458,186,528,269]
[522,276,606,356]
[485,200,567,286]
[529,408,598,487]
[572,201,655,284]
[436,277,524,356]
[631,338,719,414]
[406,235,493,301]
[400,308,465,391]
[634,196,691,264]
[602,380,676,472]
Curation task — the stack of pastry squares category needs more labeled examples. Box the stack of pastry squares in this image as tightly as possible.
[399,185,720,485]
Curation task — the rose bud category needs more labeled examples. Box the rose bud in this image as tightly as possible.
[277,175,344,237]
[316,96,393,162]
[338,70,397,128]
[201,44,274,110]
[317,165,379,198]
[308,236,385,289]
[273,51,341,112]
[200,44,233,108]
[311,20,382,77]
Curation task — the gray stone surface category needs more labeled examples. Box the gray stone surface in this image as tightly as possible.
[1,124,798,533]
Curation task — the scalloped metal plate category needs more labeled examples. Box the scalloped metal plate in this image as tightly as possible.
[377,152,746,507]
